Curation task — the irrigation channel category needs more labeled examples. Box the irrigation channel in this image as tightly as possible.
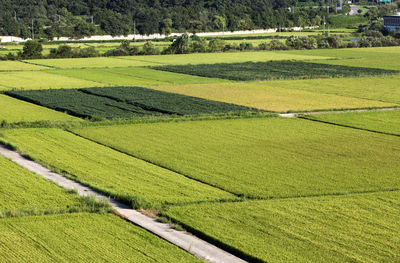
[0,145,246,263]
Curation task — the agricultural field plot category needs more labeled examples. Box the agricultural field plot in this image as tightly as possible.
[6,89,159,119]
[304,110,400,136]
[164,191,400,263]
[0,61,49,71]
[0,71,105,91]
[0,128,235,207]
[119,51,331,65]
[82,86,260,115]
[0,156,83,213]
[25,57,161,69]
[0,213,200,262]
[0,94,79,123]
[148,82,395,112]
[50,67,226,86]
[6,87,257,119]
[72,118,400,199]
[283,47,400,70]
[267,75,400,104]
[154,61,398,81]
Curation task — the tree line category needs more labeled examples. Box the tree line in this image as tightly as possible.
[1,0,334,39]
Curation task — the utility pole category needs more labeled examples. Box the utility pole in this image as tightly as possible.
[134,20,136,35]
[14,11,17,21]
[32,19,34,40]
[323,16,326,35]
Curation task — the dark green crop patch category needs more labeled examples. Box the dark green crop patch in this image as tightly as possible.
[153,61,399,81]
[6,86,260,120]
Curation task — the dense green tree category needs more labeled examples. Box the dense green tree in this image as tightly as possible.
[21,40,43,59]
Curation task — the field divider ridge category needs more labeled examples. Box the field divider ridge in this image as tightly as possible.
[66,129,242,198]
[0,144,247,263]
[297,115,400,138]
[20,60,58,69]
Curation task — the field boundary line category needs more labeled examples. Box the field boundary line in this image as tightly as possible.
[66,130,242,198]
[0,144,247,263]
[113,56,167,65]
[299,116,400,138]
[19,60,57,69]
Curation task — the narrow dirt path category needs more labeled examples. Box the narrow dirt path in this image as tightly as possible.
[279,107,400,118]
[0,145,247,263]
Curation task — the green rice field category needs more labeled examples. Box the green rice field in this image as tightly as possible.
[0,71,105,90]
[50,67,226,86]
[0,213,200,262]
[0,128,235,207]
[0,94,79,123]
[165,191,400,263]
[284,47,400,70]
[304,110,400,135]
[0,156,83,212]
[0,61,49,71]
[25,57,160,69]
[71,118,400,199]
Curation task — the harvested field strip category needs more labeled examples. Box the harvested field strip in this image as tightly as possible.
[0,128,236,207]
[302,110,400,136]
[164,191,400,263]
[0,156,83,212]
[50,67,227,86]
[148,82,395,112]
[153,61,399,81]
[72,118,400,199]
[6,87,259,119]
[0,94,80,123]
[0,61,49,71]
[265,75,400,105]
[118,51,331,65]
[0,71,105,91]
[25,57,160,69]
[0,213,201,262]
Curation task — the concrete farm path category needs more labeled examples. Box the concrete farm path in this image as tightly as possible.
[0,145,247,263]
[279,107,400,118]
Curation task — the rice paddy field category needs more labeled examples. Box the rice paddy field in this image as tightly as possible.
[164,191,400,263]
[304,110,400,136]
[49,67,226,86]
[149,82,395,112]
[0,128,235,207]
[0,94,79,123]
[0,156,83,212]
[0,61,49,71]
[0,45,400,262]
[0,71,105,90]
[0,213,200,262]
[284,47,400,70]
[70,118,400,199]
